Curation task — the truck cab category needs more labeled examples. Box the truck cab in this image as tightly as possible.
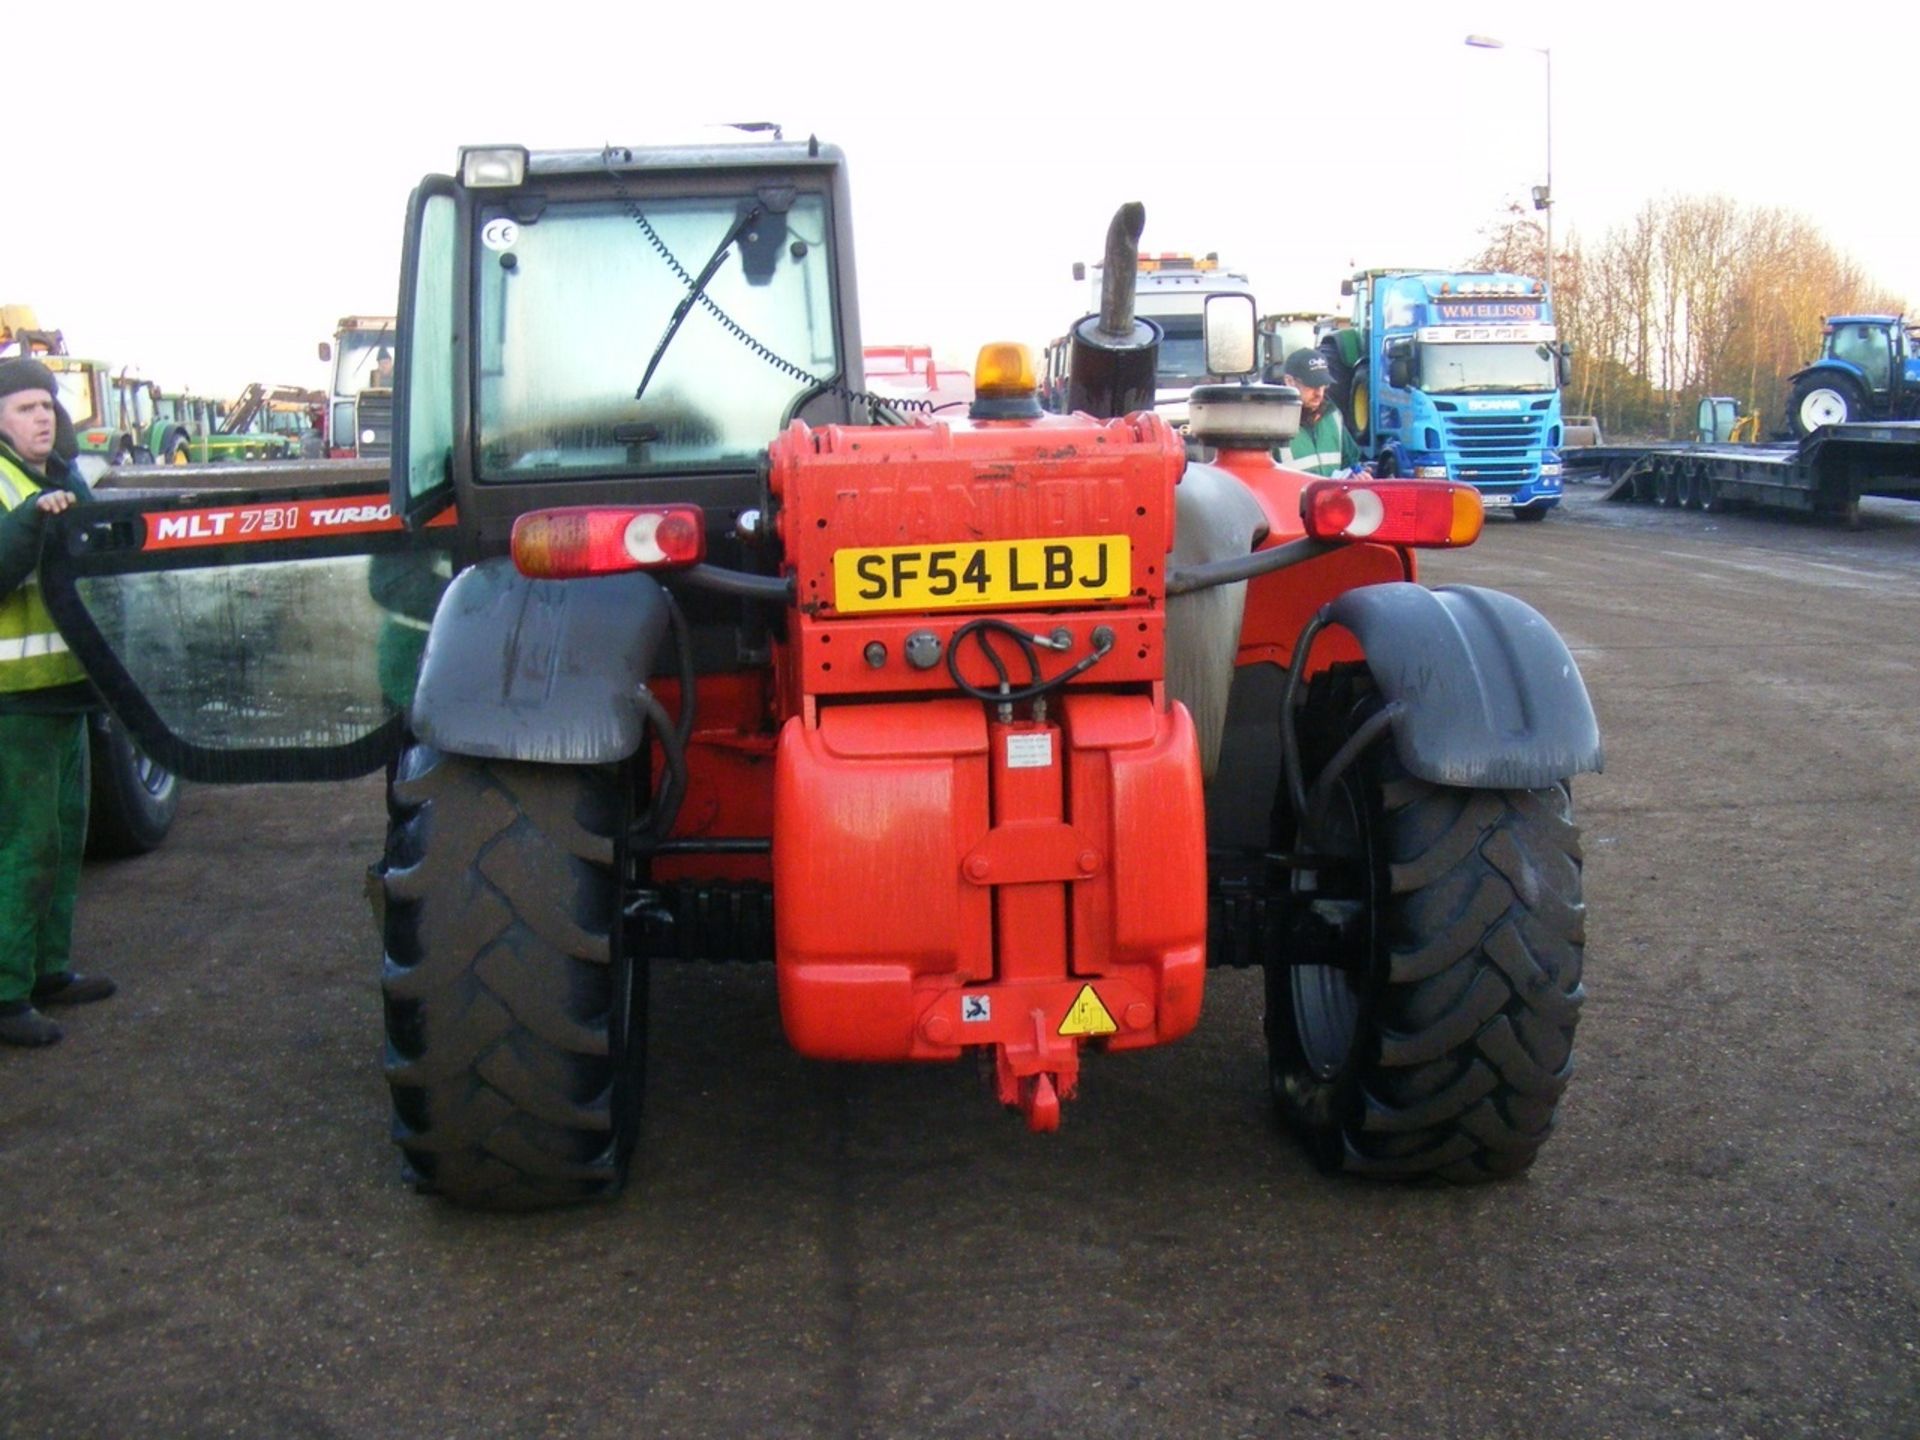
[1786,315,1920,437]
[1339,270,1568,519]
[319,315,397,459]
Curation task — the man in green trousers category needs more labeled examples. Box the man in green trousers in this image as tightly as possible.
[0,358,116,1047]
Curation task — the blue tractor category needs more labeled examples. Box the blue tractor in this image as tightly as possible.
[1786,315,1920,438]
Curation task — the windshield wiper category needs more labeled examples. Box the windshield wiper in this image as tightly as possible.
[633,205,764,402]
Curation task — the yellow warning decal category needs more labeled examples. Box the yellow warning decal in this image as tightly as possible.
[1058,984,1118,1037]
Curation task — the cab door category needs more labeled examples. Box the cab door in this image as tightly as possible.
[37,474,454,783]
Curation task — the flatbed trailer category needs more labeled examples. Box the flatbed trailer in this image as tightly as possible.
[1564,422,1920,523]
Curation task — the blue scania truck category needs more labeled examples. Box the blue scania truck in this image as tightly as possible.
[1328,269,1571,520]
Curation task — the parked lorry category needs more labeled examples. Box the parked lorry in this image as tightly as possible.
[1055,252,1257,428]
[1785,314,1920,438]
[1331,270,1570,519]
[318,315,395,459]
[39,143,1598,1210]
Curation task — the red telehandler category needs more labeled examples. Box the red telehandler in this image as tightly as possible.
[38,147,1598,1209]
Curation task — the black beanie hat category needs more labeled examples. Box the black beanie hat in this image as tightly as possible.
[0,358,59,402]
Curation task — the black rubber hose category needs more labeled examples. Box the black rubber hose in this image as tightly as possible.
[676,563,794,602]
[1166,537,1339,595]
[634,690,689,847]
[648,586,696,750]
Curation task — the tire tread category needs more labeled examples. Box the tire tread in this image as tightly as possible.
[380,746,633,1210]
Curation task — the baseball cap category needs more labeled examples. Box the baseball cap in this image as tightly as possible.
[1281,349,1334,389]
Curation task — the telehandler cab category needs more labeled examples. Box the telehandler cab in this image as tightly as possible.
[38,141,1599,1209]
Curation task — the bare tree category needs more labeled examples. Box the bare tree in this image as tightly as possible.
[1468,195,1912,440]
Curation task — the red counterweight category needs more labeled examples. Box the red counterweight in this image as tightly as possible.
[767,411,1206,1128]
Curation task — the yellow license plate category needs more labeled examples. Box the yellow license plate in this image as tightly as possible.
[833,535,1132,614]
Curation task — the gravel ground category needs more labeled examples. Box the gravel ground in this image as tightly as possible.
[2,485,1915,1439]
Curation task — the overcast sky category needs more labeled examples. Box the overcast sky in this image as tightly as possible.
[8,0,1917,395]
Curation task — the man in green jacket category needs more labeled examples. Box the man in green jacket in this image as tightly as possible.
[0,358,116,1048]
[1276,348,1365,478]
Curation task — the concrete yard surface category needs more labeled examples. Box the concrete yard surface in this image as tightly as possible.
[2,487,1916,1439]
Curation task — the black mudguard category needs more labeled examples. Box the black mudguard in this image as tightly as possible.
[411,559,672,766]
[1324,582,1602,789]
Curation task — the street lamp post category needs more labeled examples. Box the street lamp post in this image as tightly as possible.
[1466,34,1553,297]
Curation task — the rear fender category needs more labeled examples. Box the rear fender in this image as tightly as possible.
[411,558,672,765]
[1324,582,1601,788]
[1787,359,1867,392]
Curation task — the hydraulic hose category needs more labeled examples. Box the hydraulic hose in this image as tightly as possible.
[676,563,794,602]
[1166,536,1339,595]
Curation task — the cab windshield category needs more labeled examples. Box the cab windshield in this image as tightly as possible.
[475,193,840,479]
[52,370,95,429]
[333,331,394,396]
[1418,341,1557,394]
[1154,316,1206,385]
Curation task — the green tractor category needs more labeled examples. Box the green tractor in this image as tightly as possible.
[46,356,165,465]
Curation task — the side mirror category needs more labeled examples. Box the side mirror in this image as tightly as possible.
[1071,261,1086,282]
[1388,355,1413,389]
[1340,279,1355,297]
[1203,292,1258,378]
[1557,344,1573,387]
[317,341,332,362]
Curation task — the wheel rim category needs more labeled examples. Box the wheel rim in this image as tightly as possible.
[132,750,176,801]
[1291,959,1363,1078]
[1286,778,1375,1080]
[1800,388,1848,430]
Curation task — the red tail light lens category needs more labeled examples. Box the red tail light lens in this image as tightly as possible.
[1301,480,1483,547]
[511,506,706,579]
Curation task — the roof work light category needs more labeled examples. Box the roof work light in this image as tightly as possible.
[459,146,529,188]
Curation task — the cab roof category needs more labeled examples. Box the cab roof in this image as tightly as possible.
[525,139,844,179]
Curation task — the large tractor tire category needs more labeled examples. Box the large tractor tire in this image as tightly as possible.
[380,743,643,1210]
[84,713,180,858]
[1343,361,1372,446]
[1787,373,1863,439]
[1266,666,1584,1180]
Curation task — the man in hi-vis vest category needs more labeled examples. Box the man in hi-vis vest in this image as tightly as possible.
[0,359,116,1047]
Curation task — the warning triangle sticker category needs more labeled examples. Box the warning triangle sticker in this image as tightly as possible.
[1058,984,1118,1037]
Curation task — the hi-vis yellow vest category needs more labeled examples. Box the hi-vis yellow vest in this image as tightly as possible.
[0,454,87,693]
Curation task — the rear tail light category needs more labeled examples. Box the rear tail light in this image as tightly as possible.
[1301,480,1483,548]
[511,505,706,579]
